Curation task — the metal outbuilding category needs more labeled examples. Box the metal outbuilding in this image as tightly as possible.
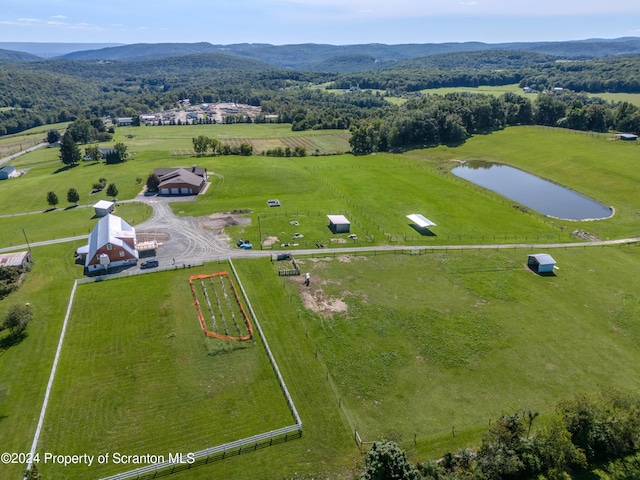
[527,253,556,274]
[0,165,18,180]
[0,251,31,269]
[93,200,115,217]
[327,214,350,234]
[407,214,437,229]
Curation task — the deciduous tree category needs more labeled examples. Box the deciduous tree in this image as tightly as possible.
[192,135,211,156]
[360,441,421,480]
[67,187,80,205]
[2,303,32,336]
[46,129,60,144]
[84,144,101,162]
[46,191,59,208]
[106,183,119,200]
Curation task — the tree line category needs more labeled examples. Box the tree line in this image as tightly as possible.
[347,91,640,154]
[359,391,640,480]
[3,53,640,142]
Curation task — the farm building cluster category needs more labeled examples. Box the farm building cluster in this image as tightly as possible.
[121,102,263,126]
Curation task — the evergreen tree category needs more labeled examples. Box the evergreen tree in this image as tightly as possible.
[146,173,161,192]
[59,132,81,166]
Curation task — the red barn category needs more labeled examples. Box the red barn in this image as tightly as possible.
[85,214,138,273]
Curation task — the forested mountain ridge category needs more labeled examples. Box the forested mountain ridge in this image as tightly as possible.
[0,48,41,63]
[3,43,640,142]
[0,42,122,58]
[57,42,223,61]
[47,37,640,71]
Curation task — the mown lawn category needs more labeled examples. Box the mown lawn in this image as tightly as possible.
[37,264,294,479]
[420,83,523,96]
[4,125,640,249]
[0,242,85,480]
[287,245,640,460]
[0,202,151,248]
[412,126,640,240]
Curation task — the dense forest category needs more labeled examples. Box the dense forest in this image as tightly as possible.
[2,48,640,148]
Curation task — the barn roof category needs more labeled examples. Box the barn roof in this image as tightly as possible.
[0,251,30,267]
[157,168,204,189]
[85,214,137,267]
[154,167,207,178]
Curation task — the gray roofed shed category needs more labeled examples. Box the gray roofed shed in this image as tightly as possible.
[0,165,18,180]
[527,253,556,274]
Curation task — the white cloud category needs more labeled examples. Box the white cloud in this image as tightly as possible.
[271,0,640,17]
[17,17,41,23]
[51,15,67,19]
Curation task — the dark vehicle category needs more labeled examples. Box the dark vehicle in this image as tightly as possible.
[140,259,159,269]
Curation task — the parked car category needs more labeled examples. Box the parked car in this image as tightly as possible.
[140,258,159,269]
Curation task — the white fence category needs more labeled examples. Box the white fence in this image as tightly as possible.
[97,259,303,480]
[99,425,302,480]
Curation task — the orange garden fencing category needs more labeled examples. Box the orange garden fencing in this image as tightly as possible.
[189,272,254,341]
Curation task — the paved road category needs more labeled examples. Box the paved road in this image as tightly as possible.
[0,141,47,168]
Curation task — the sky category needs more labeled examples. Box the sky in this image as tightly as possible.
[1,0,640,46]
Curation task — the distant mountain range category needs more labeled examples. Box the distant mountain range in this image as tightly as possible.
[0,48,41,62]
[1,38,640,72]
[0,42,123,59]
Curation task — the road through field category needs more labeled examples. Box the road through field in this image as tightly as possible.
[2,197,640,261]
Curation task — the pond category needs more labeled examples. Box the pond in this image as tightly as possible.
[451,161,612,221]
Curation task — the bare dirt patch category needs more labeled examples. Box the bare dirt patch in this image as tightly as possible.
[299,286,348,318]
[199,212,252,230]
[263,236,279,247]
[330,238,347,244]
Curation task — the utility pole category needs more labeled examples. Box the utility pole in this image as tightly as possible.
[22,228,32,259]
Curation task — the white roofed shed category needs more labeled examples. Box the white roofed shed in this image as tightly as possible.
[407,214,437,229]
[93,200,115,217]
[327,214,350,233]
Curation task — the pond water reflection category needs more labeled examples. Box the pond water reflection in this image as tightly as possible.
[451,161,611,220]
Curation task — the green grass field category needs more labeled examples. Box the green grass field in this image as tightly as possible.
[287,246,640,459]
[587,92,640,107]
[0,242,85,480]
[3,124,640,479]
[420,84,523,96]
[0,202,151,248]
[175,126,640,248]
[37,265,294,479]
